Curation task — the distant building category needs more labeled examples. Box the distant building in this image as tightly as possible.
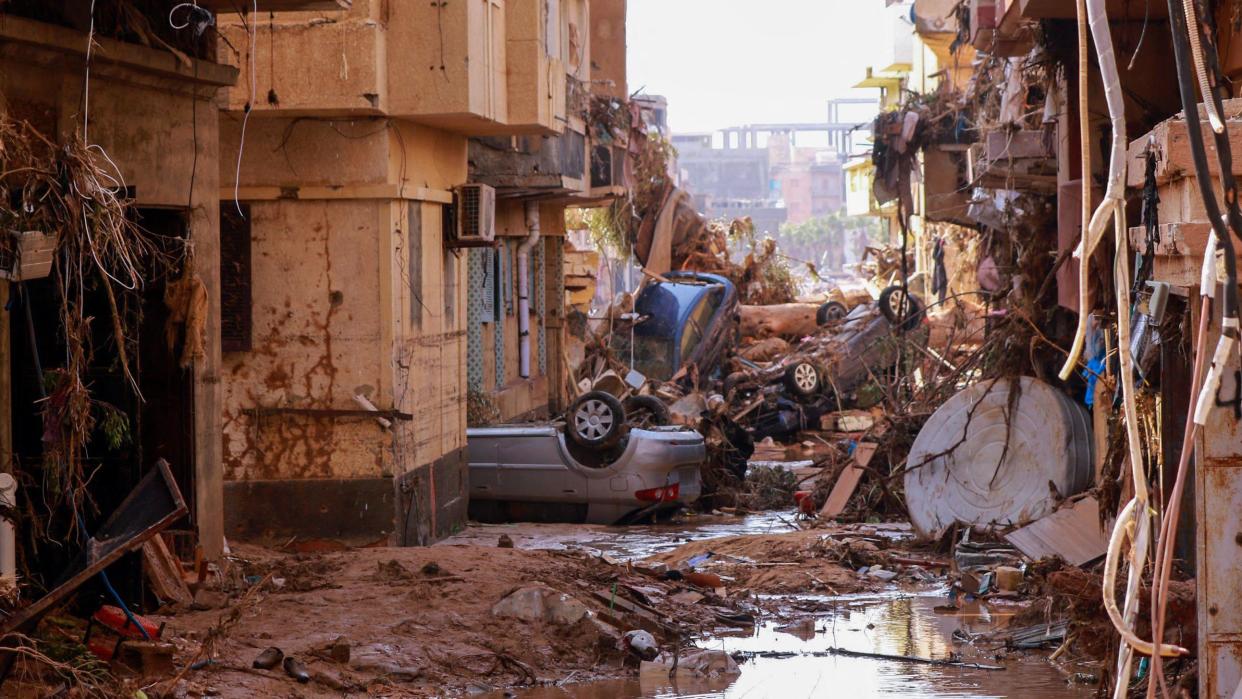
[672,99,873,232]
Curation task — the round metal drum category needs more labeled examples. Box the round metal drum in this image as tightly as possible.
[903,376,1094,540]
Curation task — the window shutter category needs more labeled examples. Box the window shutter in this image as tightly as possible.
[220,203,252,352]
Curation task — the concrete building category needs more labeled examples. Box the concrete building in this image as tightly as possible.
[214,0,627,546]
[674,100,870,232]
[464,0,628,424]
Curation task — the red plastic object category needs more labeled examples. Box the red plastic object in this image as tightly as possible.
[93,605,160,640]
[794,491,815,515]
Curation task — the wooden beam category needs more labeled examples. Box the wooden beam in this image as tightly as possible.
[819,442,878,519]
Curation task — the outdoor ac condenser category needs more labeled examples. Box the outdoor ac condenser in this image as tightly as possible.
[454,183,496,244]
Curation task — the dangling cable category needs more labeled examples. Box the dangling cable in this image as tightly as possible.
[1180,0,1226,134]
[1059,0,1097,382]
[1067,0,1169,691]
[1148,231,1214,699]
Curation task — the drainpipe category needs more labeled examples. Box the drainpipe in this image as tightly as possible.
[0,473,16,584]
[517,201,541,379]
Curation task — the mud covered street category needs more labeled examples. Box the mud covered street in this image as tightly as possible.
[38,514,1097,698]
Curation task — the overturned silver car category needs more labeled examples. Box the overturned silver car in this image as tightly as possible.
[467,424,705,525]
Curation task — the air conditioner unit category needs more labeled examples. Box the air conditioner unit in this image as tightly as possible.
[0,230,55,281]
[454,183,496,243]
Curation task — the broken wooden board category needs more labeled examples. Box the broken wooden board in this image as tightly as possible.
[819,442,878,519]
[1003,496,1108,566]
[591,589,674,636]
[142,535,192,606]
[820,410,875,433]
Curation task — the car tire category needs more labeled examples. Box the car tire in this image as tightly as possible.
[622,395,671,426]
[783,361,822,398]
[817,301,849,326]
[878,285,925,332]
[567,391,626,449]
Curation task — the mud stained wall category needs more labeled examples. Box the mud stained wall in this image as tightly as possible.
[391,200,468,476]
[218,112,469,543]
[0,25,234,557]
[220,199,389,481]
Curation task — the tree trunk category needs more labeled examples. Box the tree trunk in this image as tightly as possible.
[739,303,821,339]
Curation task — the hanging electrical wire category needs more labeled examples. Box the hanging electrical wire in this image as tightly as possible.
[1069,1,1168,694]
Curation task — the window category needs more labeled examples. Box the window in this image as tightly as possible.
[220,203,252,352]
[545,0,561,58]
[680,289,722,363]
[444,254,457,328]
[408,203,423,328]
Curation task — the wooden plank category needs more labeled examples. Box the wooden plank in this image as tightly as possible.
[819,442,878,519]
[1003,496,1109,566]
[142,535,192,606]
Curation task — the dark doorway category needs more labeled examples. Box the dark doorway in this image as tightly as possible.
[8,207,195,602]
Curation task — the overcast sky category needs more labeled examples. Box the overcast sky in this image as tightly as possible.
[626,0,896,135]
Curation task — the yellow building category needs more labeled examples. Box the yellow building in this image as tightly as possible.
[215,0,627,545]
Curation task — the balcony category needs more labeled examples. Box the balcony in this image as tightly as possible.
[468,128,588,198]
[220,0,509,131]
[845,158,893,218]
[387,0,508,132]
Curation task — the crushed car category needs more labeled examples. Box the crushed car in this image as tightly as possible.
[725,286,927,441]
[613,271,739,384]
[466,398,705,525]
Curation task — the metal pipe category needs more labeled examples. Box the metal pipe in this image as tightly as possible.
[517,201,541,379]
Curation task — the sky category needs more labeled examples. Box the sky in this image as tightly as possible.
[626,0,898,135]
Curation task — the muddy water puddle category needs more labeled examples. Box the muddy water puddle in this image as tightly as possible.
[456,517,1089,697]
[441,512,910,561]
[494,591,1095,699]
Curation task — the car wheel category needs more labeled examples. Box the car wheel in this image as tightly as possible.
[622,395,671,427]
[567,391,626,449]
[878,285,925,332]
[817,301,849,326]
[783,361,821,398]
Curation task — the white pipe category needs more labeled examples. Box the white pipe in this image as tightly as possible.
[518,201,541,379]
[1103,499,1189,658]
[1071,0,1163,689]
[352,393,392,429]
[0,473,16,584]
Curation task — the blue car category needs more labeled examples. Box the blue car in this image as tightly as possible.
[621,272,740,382]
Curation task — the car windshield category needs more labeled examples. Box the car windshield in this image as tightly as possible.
[631,335,675,380]
[680,288,722,362]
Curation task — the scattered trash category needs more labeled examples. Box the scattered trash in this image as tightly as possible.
[253,647,284,670]
[620,629,659,661]
[1004,496,1108,566]
[282,656,310,684]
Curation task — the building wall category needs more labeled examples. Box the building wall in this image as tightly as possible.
[0,17,235,557]
[589,0,627,98]
[219,116,469,544]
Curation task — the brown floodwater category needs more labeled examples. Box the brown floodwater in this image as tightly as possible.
[455,516,1097,698]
